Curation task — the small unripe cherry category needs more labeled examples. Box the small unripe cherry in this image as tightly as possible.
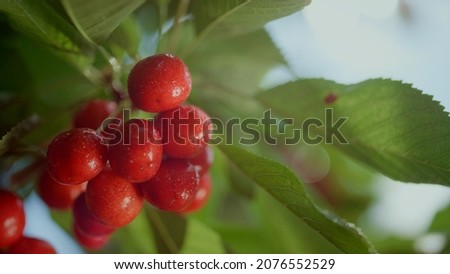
[73,224,110,250]
[108,119,163,183]
[155,105,211,158]
[0,189,25,248]
[72,193,115,236]
[37,169,86,210]
[181,173,212,214]
[86,168,143,227]
[6,236,56,254]
[47,128,108,185]
[140,159,199,211]
[128,54,192,113]
[73,99,117,130]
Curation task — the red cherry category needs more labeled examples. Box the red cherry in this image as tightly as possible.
[155,105,211,158]
[0,190,25,248]
[190,146,214,175]
[128,54,192,113]
[73,99,117,130]
[73,224,110,250]
[37,169,86,210]
[108,119,163,183]
[140,159,199,211]
[85,168,143,227]
[7,236,56,254]
[181,173,212,214]
[47,128,108,185]
[72,193,115,236]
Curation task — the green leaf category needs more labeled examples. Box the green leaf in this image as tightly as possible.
[147,208,225,254]
[105,17,140,59]
[192,0,311,38]
[219,144,376,254]
[0,0,92,54]
[429,204,450,232]
[188,30,284,95]
[187,30,284,136]
[147,209,186,254]
[61,0,145,44]
[217,189,342,253]
[180,219,225,254]
[257,79,450,186]
[110,210,156,254]
[0,115,40,156]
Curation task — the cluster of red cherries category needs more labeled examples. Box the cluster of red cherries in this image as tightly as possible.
[0,54,213,252]
[0,190,57,253]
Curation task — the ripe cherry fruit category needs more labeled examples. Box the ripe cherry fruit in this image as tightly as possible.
[72,193,115,236]
[190,146,214,175]
[85,168,143,227]
[108,119,163,183]
[0,190,26,248]
[47,128,108,185]
[7,236,56,254]
[73,224,110,250]
[128,54,192,113]
[181,173,212,214]
[73,99,117,130]
[140,159,199,211]
[155,105,211,158]
[37,169,86,210]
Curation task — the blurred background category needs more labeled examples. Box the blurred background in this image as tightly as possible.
[4,0,450,253]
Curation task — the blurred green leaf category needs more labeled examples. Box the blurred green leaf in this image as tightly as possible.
[147,209,186,254]
[257,79,450,186]
[12,37,98,145]
[61,0,145,44]
[187,30,283,143]
[0,0,92,54]
[429,204,450,232]
[187,30,284,95]
[373,237,415,254]
[219,144,376,254]
[217,189,341,254]
[50,209,72,233]
[147,208,224,254]
[192,0,311,38]
[110,211,156,254]
[0,115,40,156]
[180,218,225,254]
[17,40,97,110]
[106,17,140,60]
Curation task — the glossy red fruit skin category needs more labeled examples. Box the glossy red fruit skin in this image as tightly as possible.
[7,236,56,254]
[73,99,117,130]
[128,54,192,113]
[190,146,214,175]
[47,128,108,185]
[108,119,163,183]
[181,173,212,214]
[155,105,211,158]
[73,224,110,250]
[0,190,25,248]
[72,193,115,236]
[141,159,199,212]
[37,170,86,210]
[86,168,143,227]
